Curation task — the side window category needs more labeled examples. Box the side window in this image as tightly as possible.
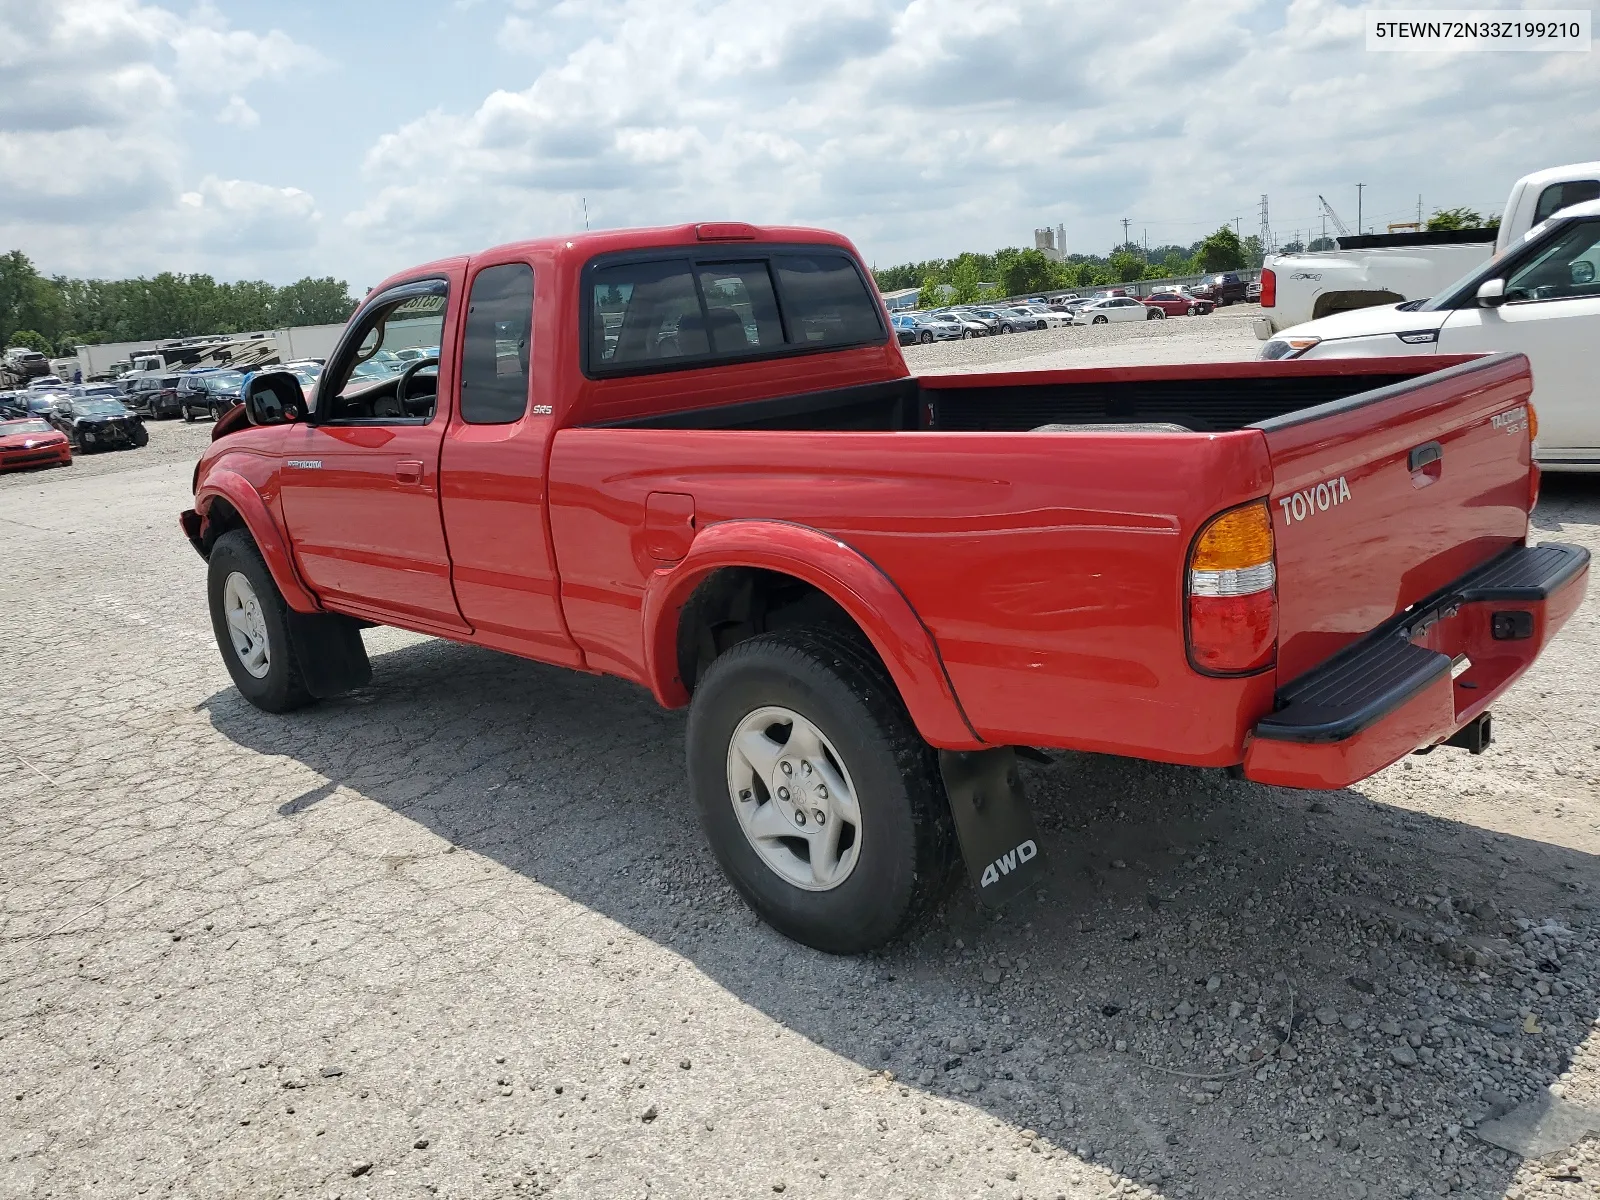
[1504,219,1600,304]
[771,255,884,346]
[321,283,449,423]
[694,261,783,353]
[460,263,533,425]
[1533,180,1600,226]
[592,261,707,368]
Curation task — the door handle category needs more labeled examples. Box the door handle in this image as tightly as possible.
[396,460,424,485]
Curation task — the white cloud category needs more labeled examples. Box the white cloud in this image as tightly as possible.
[0,0,320,278]
[341,0,1600,274]
[217,95,260,128]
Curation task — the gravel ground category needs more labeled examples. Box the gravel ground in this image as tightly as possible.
[1,400,1597,1200]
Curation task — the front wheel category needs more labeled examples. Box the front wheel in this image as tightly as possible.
[130,423,148,448]
[919,331,933,344]
[961,329,971,339]
[1092,314,1108,324]
[207,530,314,713]
[687,627,956,954]
[1000,324,1013,334]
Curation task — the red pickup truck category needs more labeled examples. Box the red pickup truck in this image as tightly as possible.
[182,221,1588,954]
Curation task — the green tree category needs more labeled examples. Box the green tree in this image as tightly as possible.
[1278,239,1305,255]
[273,277,357,326]
[1242,234,1265,269]
[998,249,1060,298]
[916,273,944,309]
[1427,206,1485,231]
[1307,236,1337,252]
[1194,225,1246,273]
[1107,250,1146,283]
[0,250,41,347]
[949,255,981,304]
[8,328,49,352]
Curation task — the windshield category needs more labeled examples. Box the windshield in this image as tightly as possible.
[75,400,128,417]
[1,419,53,435]
[76,385,120,397]
[203,371,243,391]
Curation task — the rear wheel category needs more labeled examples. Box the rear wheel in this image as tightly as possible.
[130,423,148,448]
[687,627,956,954]
[1000,323,1013,334]
[1147,308,1164,320]
[182,403,196,422]
[1092,314,1108,324]
[207,530,314,713]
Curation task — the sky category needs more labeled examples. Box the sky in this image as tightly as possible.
[1,0,1597,292]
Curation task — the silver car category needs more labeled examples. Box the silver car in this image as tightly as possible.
[893,313,964,344]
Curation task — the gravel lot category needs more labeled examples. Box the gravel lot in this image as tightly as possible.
[2,387,1598,1200]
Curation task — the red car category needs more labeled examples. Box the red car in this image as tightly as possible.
[1143,290,1215,317]
[180,221,1587,954]
[0,417,72,471]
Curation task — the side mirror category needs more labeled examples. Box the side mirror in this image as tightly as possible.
[242,371,308,427]
[1477,278,1507,308]
[1571,260,1596,285]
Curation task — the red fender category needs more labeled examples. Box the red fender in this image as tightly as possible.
[195,471,321,613]
[641,519,983,749]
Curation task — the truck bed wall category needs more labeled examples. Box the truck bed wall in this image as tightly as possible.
[579,363,1436,435]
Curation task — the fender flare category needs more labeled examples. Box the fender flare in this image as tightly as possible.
[640,519,983,749]
[196,471,321,613]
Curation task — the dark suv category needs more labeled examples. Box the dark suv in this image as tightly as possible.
[126,374,183,419]
[176,369,244,422]
[1193,272,1249,306]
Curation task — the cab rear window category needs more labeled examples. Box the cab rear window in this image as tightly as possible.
[585,247,884,376]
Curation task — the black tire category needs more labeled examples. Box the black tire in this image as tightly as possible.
[961,329,970,339]
[182,404,196,423]
[1000,324,1013,334]
[1092,314,1108,324]
[1187,305,1197,315]
[919,331,933,344]
[130,424,148,448]
[207,529,314,713]
[1147,308,1164,320]
[687,626,957,954]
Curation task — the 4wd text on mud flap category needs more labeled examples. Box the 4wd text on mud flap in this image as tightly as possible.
[979,839,1038,888]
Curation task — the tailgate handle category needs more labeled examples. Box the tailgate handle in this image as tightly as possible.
[1408,440,1443,487]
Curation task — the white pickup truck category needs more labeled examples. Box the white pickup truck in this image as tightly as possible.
[1258,198,1600,472]
[1255,161,1600,339]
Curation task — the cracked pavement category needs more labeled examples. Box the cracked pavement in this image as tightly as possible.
[1,420,1597,1200]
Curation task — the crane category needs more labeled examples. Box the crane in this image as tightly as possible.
[1317,195,1351,237]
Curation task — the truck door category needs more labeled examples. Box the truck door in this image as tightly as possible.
[1437,215,1600,467]
[438,256,581,665]
[278,275,469,632]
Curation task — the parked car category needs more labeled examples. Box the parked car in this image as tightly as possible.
[1047,293,1080,308]
[892,313,962,344]
[937,308,997,336]
[1258,197,1600,472]
[69,383,125,400]
[1246,280,1262,302]
[127,374,183,419]
[48,396,148,452]
[177,369,245,422]
[182,220,1586,955]
[1012,303,1071,328]
[0,416,72,472]
[891,320,918,347]
[1193,273,1249,306]
[0,391,27,418]
[1071,297,1161,324]
[27,375,67,390]
[968,307,1026,333]
[1142,291,1215,317]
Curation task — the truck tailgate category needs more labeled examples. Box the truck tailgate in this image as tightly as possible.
[1256,352,1536,681]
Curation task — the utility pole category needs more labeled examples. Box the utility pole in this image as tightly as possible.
[1121,217,1131,248]
[1233,216,1243,239]
[582,197,590,231]
[1417,194,1423,225]
[1258,194,1273,254]
[1356,183,1365,234]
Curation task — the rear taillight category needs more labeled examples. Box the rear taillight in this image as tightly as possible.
[1259,268,1276,308]
[1186,501,1276,675]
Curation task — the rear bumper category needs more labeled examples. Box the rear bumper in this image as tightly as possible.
[1243,542,1589,789]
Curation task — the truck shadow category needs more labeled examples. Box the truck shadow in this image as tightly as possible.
[204,636,1600,1199]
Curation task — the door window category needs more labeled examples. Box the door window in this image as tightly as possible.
[320,283,449,423]
[460,264,533,425]
[1503,219,1600,304]
[1532,180,1600,227]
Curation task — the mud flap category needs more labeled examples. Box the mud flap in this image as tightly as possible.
[938,747,1046,908]
[285,611,372,699]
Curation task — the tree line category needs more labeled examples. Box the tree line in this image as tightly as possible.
[0,249,358,356]
[874,225,1263,306]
